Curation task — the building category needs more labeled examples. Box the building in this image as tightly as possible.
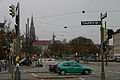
[34,40,61,52]
[113,29,120,56]
[30,15,36,42]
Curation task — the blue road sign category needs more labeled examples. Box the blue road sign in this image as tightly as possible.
[81,21,101,25]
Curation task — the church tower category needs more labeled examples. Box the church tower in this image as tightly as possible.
[30,14,36,42]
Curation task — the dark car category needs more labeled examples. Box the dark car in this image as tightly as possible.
[49,62,59,73]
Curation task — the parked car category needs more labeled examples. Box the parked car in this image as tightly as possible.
[116,58,120,62]
[49,62,59,73]
[56,61,92,75]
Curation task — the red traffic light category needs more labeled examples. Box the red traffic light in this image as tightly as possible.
[5,51,7,53]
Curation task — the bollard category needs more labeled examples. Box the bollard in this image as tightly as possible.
[14,70,21,80]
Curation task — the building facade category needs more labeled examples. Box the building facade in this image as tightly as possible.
[113,30,120,56]
[34,40,61,52]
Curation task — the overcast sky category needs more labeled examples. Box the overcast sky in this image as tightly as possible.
[0,0,120,44]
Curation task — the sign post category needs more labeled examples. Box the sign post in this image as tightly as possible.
[81,13,107,80]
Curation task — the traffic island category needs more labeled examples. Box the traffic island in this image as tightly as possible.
[33,75,76,79]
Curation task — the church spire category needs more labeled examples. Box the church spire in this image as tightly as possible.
[30,14,36,42]
[31,14,34,27]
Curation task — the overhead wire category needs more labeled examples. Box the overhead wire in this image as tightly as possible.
[35,10,120,19]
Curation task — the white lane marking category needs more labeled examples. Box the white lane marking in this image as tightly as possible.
[92,72,97,74]
[31,73,37,77]
[79,78,85,80]
[116,72,120,73]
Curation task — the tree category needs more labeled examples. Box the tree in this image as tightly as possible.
[48,42,64,57]
[69,36,100,56]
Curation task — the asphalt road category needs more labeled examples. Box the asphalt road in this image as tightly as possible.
[0,61,120,80]
[21,61,120,80]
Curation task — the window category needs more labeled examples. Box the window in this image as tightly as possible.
[63,62,70,66]
[72,62,80,67]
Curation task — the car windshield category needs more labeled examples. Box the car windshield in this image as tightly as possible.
[57,62,63,66]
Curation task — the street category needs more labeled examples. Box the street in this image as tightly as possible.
[0,61,120,80]
[28,62,120,80]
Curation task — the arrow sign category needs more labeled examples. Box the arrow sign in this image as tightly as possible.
[81,21,101,25]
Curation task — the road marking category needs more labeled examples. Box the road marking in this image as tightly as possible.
[92,72,96,74]
[79,78,85,80]
[31,73,37,77]
[115,72,120,73]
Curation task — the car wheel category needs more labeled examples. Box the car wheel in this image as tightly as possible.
[59,70,66,75]
[84,70,89,75]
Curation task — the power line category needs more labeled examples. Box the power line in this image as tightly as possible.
[36,22,81,27]
[35,10,120,19]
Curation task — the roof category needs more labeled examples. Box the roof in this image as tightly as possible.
[34,40,50,45]
[34,40,61,45]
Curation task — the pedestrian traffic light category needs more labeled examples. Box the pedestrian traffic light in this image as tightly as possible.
[9,4,15,17]
[107,29,114,40]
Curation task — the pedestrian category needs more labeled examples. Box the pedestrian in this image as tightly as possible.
[0,60,2,72]
[3,61,7,71]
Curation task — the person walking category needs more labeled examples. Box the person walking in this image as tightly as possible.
[3,61,7,71]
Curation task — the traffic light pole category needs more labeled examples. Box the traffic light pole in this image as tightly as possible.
[100,13,105,80]
[105,21,108,66]
[15,2,21,80]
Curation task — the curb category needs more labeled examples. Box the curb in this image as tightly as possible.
[36,76,76,79]
[26,71,49,73]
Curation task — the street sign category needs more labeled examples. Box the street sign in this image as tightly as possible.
[101,13,107,19]
[81,21,101,25]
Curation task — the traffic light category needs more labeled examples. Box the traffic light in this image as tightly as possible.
[107,29,114,40]
[10,43,15,53]
[4,51,7,54]
[9,4,15,17]
[104,28,108,42]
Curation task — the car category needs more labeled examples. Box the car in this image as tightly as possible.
[116,58,120,62]
[56,61,92,75]
[49,62,59,73]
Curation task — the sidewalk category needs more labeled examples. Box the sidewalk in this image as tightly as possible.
[0,65,32,80]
